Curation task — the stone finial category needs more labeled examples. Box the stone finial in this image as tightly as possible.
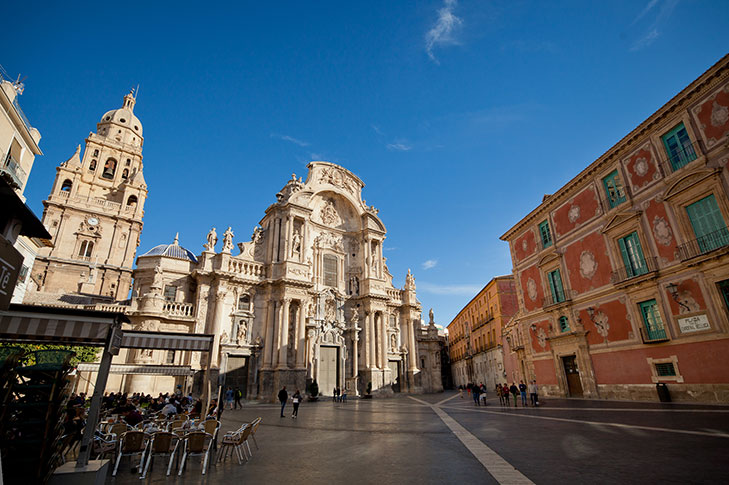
[173,232,179,245]
[61,144,82,168]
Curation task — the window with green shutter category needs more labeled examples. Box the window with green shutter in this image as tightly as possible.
[661,122,697,171]
[559,316,570,332]
[717,280,729,314]
[639,299,667,341]
[618,232,648,278]
[603,170,626,208]
[539,220,553,248]
[686,194,729,253]
[547,269,565,303]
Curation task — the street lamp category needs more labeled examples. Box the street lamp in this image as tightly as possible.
[667,283,691,312]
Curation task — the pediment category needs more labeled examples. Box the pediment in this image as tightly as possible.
[537,251,560,267]
[601,211,641,234]
[662,168,721,200]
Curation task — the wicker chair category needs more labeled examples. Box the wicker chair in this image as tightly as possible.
[202,419,220,449]
[217,424,252,464]
[249,417,262,450]
[178,431,213,475]
[140,431,180,478]
[112,430,149,476]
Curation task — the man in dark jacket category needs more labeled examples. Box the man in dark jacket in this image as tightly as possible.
[278,386,288,417]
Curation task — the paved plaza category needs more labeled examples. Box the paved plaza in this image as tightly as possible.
[107,391,729,484]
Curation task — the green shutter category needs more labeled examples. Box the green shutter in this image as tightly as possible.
[661,123,697,171]
[539,220,552,248]
[559,316,570,332]
[686,195,729,252]
[639,299,667,341]
[548,269,565,303]
[603,170,626,208]
[618,232,647,277]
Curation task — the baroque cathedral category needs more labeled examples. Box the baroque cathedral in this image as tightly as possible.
[25,92,445,399]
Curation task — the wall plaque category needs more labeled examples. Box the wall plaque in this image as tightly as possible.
[677,314,711,333]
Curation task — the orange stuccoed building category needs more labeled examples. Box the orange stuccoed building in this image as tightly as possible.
[501,54,729,403]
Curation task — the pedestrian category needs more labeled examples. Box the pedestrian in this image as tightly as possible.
[472,384,480,406]
[333,387,338,402]
[502,383,510,406]
[479,383,487,406]
[495,384,503,405]
[519,380,528,407]
[341,388,347,403]
[234,387,242,409]
[529,380,539,406]
[459,385,464,399]
[225,387,234,410]
[292,389,301,418]
[278,386,288,418]
[509,383,519,407]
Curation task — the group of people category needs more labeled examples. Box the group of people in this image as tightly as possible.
[332,387,348,402]
[459,383,489,406]
[278,386,302,418]
[495,381,539,407]
[223,387,244,409]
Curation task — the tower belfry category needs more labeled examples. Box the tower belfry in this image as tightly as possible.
[28,91,148,302]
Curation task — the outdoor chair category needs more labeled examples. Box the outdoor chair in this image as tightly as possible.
[249,417,262,450]
[217,424,252,464]
[107,422,130,440]
[168,418,187,432]
[178,431,213,475]
[92,432,117,461]
[140,431,180,478]
[112,430,149,476]
[202,419,220,449]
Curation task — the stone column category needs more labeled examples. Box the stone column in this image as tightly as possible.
[364,311,371,368]
[263,300,275,368]
[408,318,418,372]
[277,298,291,369]
[379,312,387,369]
[369,312,377,370]
[210,288,227,368]
[364,239,371,279]
[296,300,307,368]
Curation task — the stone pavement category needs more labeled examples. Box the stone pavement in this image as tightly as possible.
[107,392,729,484]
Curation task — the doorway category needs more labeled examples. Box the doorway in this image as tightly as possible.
[562,355,583,397]
[388,360,401,392]
[319,346,339,396]
[225,356,249,398]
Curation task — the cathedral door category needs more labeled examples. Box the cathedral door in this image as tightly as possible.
[225,356,249,398]
[388,360,400,393]
[319,346,339,396]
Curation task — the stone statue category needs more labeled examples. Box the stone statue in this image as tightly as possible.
[349,275,359,296]
[151,265,164,293]
[405,268,416,290]
[205,227,218,251]
[220,331,229,345]
[222,227,234,252]
[292,229,302,255]
[236,320,247,345]
[350,307,360,324]
[429,308,434,324]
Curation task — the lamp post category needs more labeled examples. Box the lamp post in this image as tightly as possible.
[667,283,692,312]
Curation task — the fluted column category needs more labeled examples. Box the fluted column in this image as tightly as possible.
[210,288,227,367]
[369,312,377,369]
[364,311,371,368]
[296,300,307,368]
[278,298,291,369]
[379,313,387,369]
[263,300,275,368]
[408,318,418,372]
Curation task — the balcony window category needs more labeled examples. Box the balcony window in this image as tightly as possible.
[639,299,667,341]
[661,122,697,171]
[547,269,565,303]
[539,220,553,248]
[163,285,177,302]
[238,294,250,311]
[323,254,338,287]
[603,170,626,208]
[686,194,729,254]
[618,232,648,278]
[78,240,93,258]
[718,280,729,315]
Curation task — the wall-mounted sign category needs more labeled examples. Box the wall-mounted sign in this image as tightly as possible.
[0,235,23,311]
[677,314,711,333]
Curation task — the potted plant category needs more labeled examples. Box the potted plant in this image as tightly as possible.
[363,381,373,399]
[308,379,319,401]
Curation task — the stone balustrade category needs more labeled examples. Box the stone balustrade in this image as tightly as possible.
[228,259,267,278]
[163,301,195,318]
[83,303,128,313]
[387,288,403,302]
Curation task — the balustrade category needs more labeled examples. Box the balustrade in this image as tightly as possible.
[163,301,195,317]
[227,259,267,278]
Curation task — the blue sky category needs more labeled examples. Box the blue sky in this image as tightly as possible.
[3,0,728,325]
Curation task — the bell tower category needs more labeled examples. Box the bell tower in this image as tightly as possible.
[29,90,148,301]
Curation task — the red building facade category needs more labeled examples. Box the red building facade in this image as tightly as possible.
[501,55,729,402]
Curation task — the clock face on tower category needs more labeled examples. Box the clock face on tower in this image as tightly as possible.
[88,217,99,226]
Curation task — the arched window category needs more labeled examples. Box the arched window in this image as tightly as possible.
[238,294,251,311]
[89,159,97,171]
[93,149,99,156]
[121,168,129,179]
[323,254,338,287]
[102,158,117,179]
[60,179,72,192]
[126,195,138,207]
[78,240,94,258]
[126,158,131,166]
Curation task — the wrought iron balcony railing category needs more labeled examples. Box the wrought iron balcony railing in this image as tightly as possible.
[611,256,658,284]
[640,325,669,343]
[543,291,571,308]
[660,139,700,174]
[678,227,729,261]
[1,153,26,188]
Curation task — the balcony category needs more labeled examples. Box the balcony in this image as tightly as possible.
[163,301,195,318]
[660,139,700,174]
[471,314,494,331]
[1,153,26,189]
[611,256,658,285]
[543,291,571,309]
[640,325,669,344]
[678,227,729,261]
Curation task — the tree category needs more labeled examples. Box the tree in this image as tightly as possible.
[0,343,99,366]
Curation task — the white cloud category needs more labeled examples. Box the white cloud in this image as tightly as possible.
[271,133,310,147]
[425,0,463,64]
[631,0,659,26]
[422,259,438,270]
[417,281,481,295]
[383,246,398,252]
[630,29,659,51]
[628,0,679,52]
[371,124,384,136]
[386,142,412,151]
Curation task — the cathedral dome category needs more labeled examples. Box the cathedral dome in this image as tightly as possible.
[99,91,143,136]
[141,234,197,262]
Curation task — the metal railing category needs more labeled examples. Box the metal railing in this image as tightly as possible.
[600,187,628,212]
[611,256,658,284]
[678,227,729,261]
[543,291,571,308]
[660,139,700,174]
[1,153,27,188]
[640,325,669,343]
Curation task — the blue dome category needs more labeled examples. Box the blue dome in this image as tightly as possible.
[141,235,197,263]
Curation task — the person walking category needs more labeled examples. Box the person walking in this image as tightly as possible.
[509,383,519,407]
[333,387,338,402]
[234,387,242,409]
[502,383,510,406]
[225,387,234,410]
[278,386,288,418]
[292,390,302,418]
[459,385,464,399]
[496,384,503,406]
[529,380,539,406]
[472,384,481,406]
[479,383,487,406]
[519,380,528,407]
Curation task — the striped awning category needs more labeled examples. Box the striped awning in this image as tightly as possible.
[76,363,195,376]
[0,309,115,345]
[121,331,214,352]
